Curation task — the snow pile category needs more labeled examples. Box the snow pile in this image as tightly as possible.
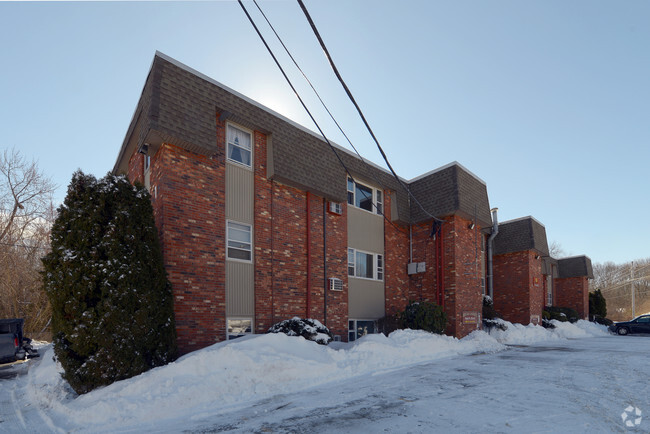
[27,330,502,431]
[25,320,608,432]
[487,319,608,344]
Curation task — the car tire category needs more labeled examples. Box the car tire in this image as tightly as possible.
[617,327,629,336]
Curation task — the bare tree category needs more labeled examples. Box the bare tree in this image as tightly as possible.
[548,240,565,258]
[0,148,56,338]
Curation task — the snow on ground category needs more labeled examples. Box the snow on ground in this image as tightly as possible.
[0,320,624,433]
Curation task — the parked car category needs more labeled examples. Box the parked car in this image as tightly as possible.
[0,319,39,365]
[608,314,650,336]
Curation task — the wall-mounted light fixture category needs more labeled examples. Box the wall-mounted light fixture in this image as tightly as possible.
[138,143,150,155]
[535,254,541,260]
[468,223,475,230]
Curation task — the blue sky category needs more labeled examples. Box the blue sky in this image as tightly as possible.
[1,1,648,265]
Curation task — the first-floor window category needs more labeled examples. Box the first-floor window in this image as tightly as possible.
[227,318,252,340]
[348,248,383,280]
[227,221,252,261]
[348,319,377,342]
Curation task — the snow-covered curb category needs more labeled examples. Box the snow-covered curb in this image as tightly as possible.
[25,320,608,432]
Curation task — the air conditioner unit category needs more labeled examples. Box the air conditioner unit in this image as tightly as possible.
[329,277,343,291]
[329,202,342,215]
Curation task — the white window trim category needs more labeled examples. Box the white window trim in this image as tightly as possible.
[347,177,383,215]
[347,247,384,281]
[227,317,254,340]
[226,122,253,170]
[226,220,253,263]
[348,319,378,342]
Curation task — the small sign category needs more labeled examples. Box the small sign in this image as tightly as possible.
[463,311,479,324]
[534,277,540,286]
[530,315,541,325]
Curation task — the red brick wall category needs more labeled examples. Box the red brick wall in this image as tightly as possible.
[383,194,409,317]
[406,215,483,338]
[252,132,348,340]
[136,143,226,355]
[555,276,589,320]
[493,250,544,325]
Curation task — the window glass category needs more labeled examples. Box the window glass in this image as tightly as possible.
[355,251,374,279]
[377,254,383,280]
[355,183,373,212]
[356,320,375,339]
[347,248,355,276]
[227,125,252,167]
[228,318,252,340]
[227,221,252,261]
[376,190,383,214]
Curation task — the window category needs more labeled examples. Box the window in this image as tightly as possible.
[546,274,553,306]
[227,124,252,167]
[348,319,376,342]
[347,248,383,280]
[144,155,151,172]
[227,221,252,261]
[347,177,383,215]
[227,318,252,340]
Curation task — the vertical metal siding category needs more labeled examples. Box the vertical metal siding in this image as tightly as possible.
[348,279,385,318]
[225,164,254,224]
[347,207,384,253]
[225,161,255,318]
[226,261,255,316]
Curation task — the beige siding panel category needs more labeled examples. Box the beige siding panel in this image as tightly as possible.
[226,163,254,224]
[226,261,254,316]
[347,207,384,253]
[348,278,385,318]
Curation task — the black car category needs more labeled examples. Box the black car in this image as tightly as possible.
[609,314,650,335]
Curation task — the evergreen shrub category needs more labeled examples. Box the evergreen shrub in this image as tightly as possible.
[400,301,447,334]
[42,172,177,394]
[268,317,333,345]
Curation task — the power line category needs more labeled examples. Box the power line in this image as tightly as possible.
[237,0,403,233]
[297,0,444,224]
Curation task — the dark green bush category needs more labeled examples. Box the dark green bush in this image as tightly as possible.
[482,295,499,320]
[400,301,447,334]
[589,289,607,319]
[42,172,177,394]
[544,306,580,323]
[267,317,332,345]
[593,316,613,326]
[377,314,402,336]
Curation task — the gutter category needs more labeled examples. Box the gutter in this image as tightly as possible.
[486,208,499,300]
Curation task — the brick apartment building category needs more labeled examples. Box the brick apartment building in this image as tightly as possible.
[492,216,593,323]
[113,52,590,354]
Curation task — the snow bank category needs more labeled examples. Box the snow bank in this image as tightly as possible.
[25,320,608,432]
[487,319,608,344]
[27,330,503,431]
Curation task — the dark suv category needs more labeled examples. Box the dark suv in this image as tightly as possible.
[609,314,650,336]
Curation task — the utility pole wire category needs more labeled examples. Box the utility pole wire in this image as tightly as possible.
[296,0,444,224]
[237,0,403,233]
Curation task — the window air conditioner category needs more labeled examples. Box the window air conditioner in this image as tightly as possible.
[329,277,343,291]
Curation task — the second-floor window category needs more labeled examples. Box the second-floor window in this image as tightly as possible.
[227,124,252,168]
[348,248,383,281]
[347,177,383,215]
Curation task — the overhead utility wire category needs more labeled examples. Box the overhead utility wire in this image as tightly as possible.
[237,0,400,231]
[297,0,444,224]
[252,0,397,220]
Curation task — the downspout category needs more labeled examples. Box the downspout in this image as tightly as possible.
[439,223,445,309]
[487,208,499,300]
[271,180,275,325]
[306,191,311,319]
[323,198,327,326]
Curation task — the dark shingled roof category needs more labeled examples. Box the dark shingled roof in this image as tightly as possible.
[408,163,492,227]
[493,216,549,256]
[114,52,491,226]
[557,256,594,279]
